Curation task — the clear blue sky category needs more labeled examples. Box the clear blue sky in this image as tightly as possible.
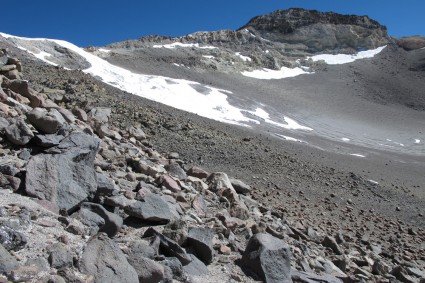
[2,0,424,47]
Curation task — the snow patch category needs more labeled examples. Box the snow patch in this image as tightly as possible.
[310,46,386,65]
[2,33,259,126]
[202,55,215,59]
[350,153,366,158]
[98,48,111,53]
[153,42,216,49]
[415,139,421,144]
[235,52,252,62]
[275,134,306,143]
[242,66,309,80]
[341,138,350,142]
[249,108,313,131]
[368,180,379,185]
[16,45,58,66]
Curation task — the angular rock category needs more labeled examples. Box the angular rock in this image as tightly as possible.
[162,257,188,282]
[322,236,343,255]
[183,253,209,276]
[186,227,214,264]
[241,233,292,283]
[0,117,9,131]
[95,172,118,197]
[127,240,156,260]
[80,202,123,237]
[0,225,27,251]
[127,256,165,283]
[164,163,187,180]
[72,107,87,122]
[71,207,105,236]
[79,233,138,283]
[156,175,181,192]
[48,243,73,269]
[88,107,111,124]
[0,243,19,273]
[27,107,66,134]
[192,195,209,217]
[4,119,34,145]
[207,172,233,192]
[163,220,188,246]
[143,227,192,265]
[128,126,146,140]
[124,194,180,223]
[33,133,64,148]
[25,132,100,213]
[187,166,209,179]
[230,178,251,195]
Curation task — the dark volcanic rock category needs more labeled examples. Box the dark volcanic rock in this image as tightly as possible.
[27,107,66,134]
[239,8,389,52]
[127,255,165,283]
[0,243,19,273]
[4,119,34,145]
[80,202,123,237]
[48,243,73,269]
[0,225,27,251]
[79,233,138,283]
[186,227,214,264]
[241,233,292,283]
[124,194,180,223]
[143,227,192,265]
[25,132,100,213]
[183,253,209,276]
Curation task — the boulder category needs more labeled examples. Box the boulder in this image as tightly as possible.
[241,233,292,283]
[80,202,123,237]
[25,132,100,213]
[124,194,180,223]
[0,243,19,273]
[127,256,165,283]
[183,253,209,276]
[156,175,181,192]
[4,119,34,145]
[186,227,214,264]
[187,166,209,179]
[322,236,343,255]
[33,133,64,148]
[88,107,111,124]
[95,172,118,197]
[230,178,252,195]
[0,225,27,251]
[0,117,9,131]
[128,126,146,140]
[27,107,66,134]
[207,172,233,192]
[48,243,73,269]
[164,163,187,180]
[70,207,105,236]
[143,227,192,265]
[79,233,138,283]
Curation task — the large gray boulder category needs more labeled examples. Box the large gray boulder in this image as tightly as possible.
[79,233,138,283]
[127,256,165,283]
[124,194,180,223]
[27,107,66,134]
[241,233,292,283]
[80,202,123,237]
[25,132,100,213]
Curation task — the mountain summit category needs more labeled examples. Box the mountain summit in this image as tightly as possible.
[239,8,389,52]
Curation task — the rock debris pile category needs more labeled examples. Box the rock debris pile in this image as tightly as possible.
[0,50,424,283]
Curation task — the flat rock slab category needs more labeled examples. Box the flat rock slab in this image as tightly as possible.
[242,233,292,283]
[124,194,180,223]
[0,243,19,273]
[79,233,138,283]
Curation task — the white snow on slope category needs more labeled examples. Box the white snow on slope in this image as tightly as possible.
[249,108,313,131]
[242,66,309,80]
[235,52,252,62]
[341,138,350,142]
[275,134,306,143]
[202,55,215,59]
[0,33,253,126]
[153,42,216,49]
[310,46,386,65]
[415,139,421,144]
[350,153,366,158]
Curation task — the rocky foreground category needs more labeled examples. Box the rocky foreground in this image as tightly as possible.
[0,47,424,283]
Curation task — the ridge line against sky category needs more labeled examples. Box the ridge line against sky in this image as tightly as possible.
[2,0,424,47]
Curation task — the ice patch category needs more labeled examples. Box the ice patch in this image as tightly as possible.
[341,138,350,142]
[368,180,379,185]
[242,66,310,80]
[98,48,111,53]
[310,46,386,65]
[414,139,420,144]
[153,42,216,49]
[350,153,366,158]
[235,52,252,62]
[249,108,313,131]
